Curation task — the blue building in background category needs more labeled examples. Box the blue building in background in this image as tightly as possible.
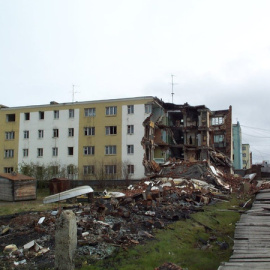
[233,121,243,170]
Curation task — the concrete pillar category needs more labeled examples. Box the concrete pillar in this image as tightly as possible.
[55,210,77,270]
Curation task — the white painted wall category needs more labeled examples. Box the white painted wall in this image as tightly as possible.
[122,104,149,179]
[18,109,79,168]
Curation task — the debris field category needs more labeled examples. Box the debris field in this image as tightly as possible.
[0,160,259,269]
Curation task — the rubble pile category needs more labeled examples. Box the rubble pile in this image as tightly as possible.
[0,160,258,269]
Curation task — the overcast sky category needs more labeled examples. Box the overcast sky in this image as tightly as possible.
[1,0,270,163]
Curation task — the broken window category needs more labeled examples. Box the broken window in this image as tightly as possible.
[127,164,134,174]
[52,147,58,156]
[211,117,223,125]
[127,125,134,134]
[105,145,116,155]
[68,147,74,156]
[4,149,14,158]
[105,165,116,174]
[37,148,43,157]
[6,114,15,122]
[84,108,96,117]
[53,129,59,138]
[84,127,95,136]
[39,111,44,120]
[4,167,13,173]
[83,146,95,155]
[127,105,134,114]
[145,104,152,114]
[69,109,74,118]
[54,110,59,119]
[127,145,134,154]
[214,134,224,143]
[5,131,15,140]
[24,112,30,120]
[106,106,117,116]
[83,165,94,175]
[23,149,29,157]
[24,130,29,139]
[105,126,117,135]
[68,128,74,137]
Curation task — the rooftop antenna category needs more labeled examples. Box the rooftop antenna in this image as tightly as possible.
[171,74,177,103]
[71,84,80,102]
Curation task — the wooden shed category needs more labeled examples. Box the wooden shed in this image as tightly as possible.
[0,173,36,201]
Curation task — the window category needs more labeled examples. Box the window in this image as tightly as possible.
[127,145,134,154]
[105,165,117,174]
[127,105,134,114]
[24,130,29,139]
[6,114,15,122]
[211,117,223,125]
[83,146,95,155]
[69,109,74,118]
[214,135,224,143]
[52,147,58,156]
[105,106,117,116]
[145,104,152,114]
[83,165,95,175]
[38,129,44,138]
[53,129,59,138]
[242,153,246,157]
[51,166,59,175]
[37,148,43,157]
[54,110,59,119]
[23,149,29,157]
[243,160,247,164]
[84,127,95,136]
[68,128,74,137]
[68,147,74,155]
[105,126,117,135]
[4,149,14,158]
[127,125,134,134]
[105,145,116,155]
[242,146,246,150]
[5,131,15,140]
[39,111,44,120]
[84,108,96,117]
[24,112,30,120]
[128,164,134,174]
[67,165,74,174]
[4,167,14,173]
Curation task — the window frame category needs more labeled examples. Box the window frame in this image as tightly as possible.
[105,126,117,135]
[68,147,74,156]
[84,127,95,136]
[23,148,29,157]
[54,110,59,119]
[53,128,59,138]
[127,105,134,114]
[127,144,134,154]
[83,165,95,175]
[23,130,29,139]
[105,106,117,116]
[37,148,43,157]
[4,149,14,158]
[105,145,116,155]
[69,109,75,118]
[52,147,58,157]
[38,129,44,138]
[105,165,117,174]
[68,128,74,137]
[127,125,134,134]
[84,108,96,117]
[83,146,95,155]
[5,131,15,140]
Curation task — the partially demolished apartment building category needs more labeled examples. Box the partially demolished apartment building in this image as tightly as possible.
[142,98,233,175]
[0,96,232,180]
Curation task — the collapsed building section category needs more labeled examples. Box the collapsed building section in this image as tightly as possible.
[142,98,232,175]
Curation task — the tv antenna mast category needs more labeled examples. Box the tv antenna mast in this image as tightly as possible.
[171,74,177,103]
[72,84,80,102]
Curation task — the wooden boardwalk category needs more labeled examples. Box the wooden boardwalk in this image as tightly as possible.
[218,189,270,269]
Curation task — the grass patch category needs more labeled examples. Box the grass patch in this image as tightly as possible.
[80,194,248,270]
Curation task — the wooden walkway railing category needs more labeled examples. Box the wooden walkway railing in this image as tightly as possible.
[218,189,270,269]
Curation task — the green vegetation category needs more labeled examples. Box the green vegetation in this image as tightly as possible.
[80,195,251,270]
